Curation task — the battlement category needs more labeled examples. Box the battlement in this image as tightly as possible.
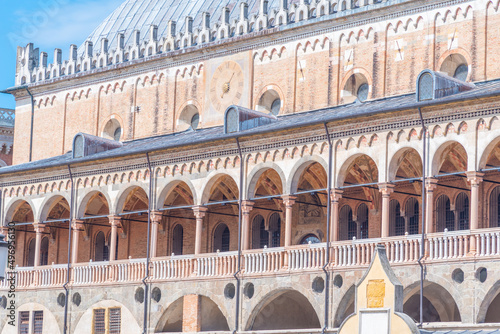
[14,0,396,86]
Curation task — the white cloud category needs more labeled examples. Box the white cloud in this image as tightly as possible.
[8,0,124,56]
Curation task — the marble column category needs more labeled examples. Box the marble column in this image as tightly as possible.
[331,190,343,242]
[467,171,484,254]
[282,195,297,247]
[107,216,121,262]
[192,207,208,255]
[150,211,162,258]
[425,178,439,234]
[379,183,395,238]
[33,223,47,267]
[71,220,84,264]
[241,201,254,250]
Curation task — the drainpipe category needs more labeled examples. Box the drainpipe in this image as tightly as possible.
[234,138,244,334]
[322,123,333,334]
[25,88,35,162]
[143,153,153,334]
[63,164,74,334]
[417,107,427,327]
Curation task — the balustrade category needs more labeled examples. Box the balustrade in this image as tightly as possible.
[4,228,500,290]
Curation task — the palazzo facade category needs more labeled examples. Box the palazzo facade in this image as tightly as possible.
[3,0,500,333]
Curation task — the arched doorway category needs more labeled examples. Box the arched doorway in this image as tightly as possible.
[247,290,321,330]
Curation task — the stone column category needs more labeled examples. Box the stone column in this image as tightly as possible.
[467,171,484,230]
[241,201,254,250]
[467,171,484,255]
[107,216,121,262]
[425,178,439,234]
[150,211,162,258]
[33,223,47,267]
[282,195,297,247]
[71,220,84,264]
[378,183,394,238]
[192,207,208,255]
[331,190,343,242]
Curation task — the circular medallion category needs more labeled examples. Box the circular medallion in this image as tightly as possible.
[210,61,244,112]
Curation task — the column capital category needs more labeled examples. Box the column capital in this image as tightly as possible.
[150,210,163,224]
[241,201,255,214]
[331,189,344,202]
[192,206,208,219]
[71,219,85,230]
[378,183,395,196]
[107,215,122,227]
[425,177,439,191]
[33,222,48,234]
[282,195,297,207]
[466,171,484,186]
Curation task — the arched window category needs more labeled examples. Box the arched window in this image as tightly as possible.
[40,237,49,266]
[406,197,419,235]
[489,186,500,227]
[390,200,405,236]
[268,213,281,247]
[26,239,36,267]
[214,223,230,252]
[300,234,320,244]
[172,224,183,255]
[456,192,469,230]
[94,231,108,262]
[252,215,268,249]
[340,205,355,241]
[357,203,369,239]
[436,195,454,232]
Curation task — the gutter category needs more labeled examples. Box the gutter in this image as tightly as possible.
[2,82,500,176]
[417,107,427,327]
[322,123,333,334]
[63,164,74,334]
[143,153,153,334]
[233,137,244,334]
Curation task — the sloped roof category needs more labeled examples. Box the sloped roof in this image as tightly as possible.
[3,78,500,176]
[80,0,297,55]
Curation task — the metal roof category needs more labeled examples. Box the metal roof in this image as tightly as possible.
[3,78,500,176]
[80,0,298,55]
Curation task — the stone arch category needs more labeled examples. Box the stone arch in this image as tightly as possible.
[403,280,461,322]
[388,147,423,181]
[245,288,321,331]
[246,163,286,199]
[478,134,500,170]
[113,184,149,214]
[334,284,356,327]
[478,279,500,323]
[38,194,71,222]
[0,302,62,334]
[157,178,197,209]
[154,295,230,332]
[286,155,329,194]
[4,199,35,224]
[200,172,239,205]
[77,190,111,218]
[431,140,468,175]
[73,299,140,334]
[336,153,379,187]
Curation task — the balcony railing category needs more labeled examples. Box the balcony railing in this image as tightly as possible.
[3,228,500,290]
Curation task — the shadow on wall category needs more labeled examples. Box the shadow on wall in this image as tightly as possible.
[246,290,321,331]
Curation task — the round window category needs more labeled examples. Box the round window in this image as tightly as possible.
[191,113,200,130]
[113,127,122,141]
[357,83,369,102]
[271,98,281,116]
[454,64,468,81]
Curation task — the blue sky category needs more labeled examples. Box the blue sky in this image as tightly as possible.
[0,0,125,109]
